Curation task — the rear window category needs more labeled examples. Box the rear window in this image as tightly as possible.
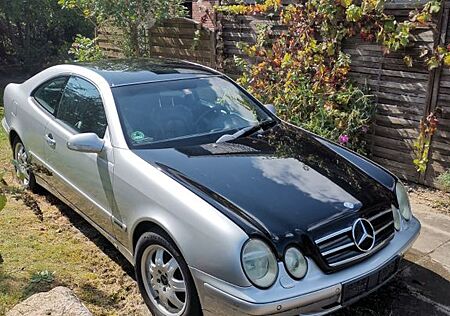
[33,76,68,114]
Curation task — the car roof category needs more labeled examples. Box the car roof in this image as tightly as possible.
[73,58,220,87]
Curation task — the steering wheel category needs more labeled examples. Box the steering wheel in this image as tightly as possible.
[194,106,227,132]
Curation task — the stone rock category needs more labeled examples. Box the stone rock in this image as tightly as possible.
[6,286,92,316]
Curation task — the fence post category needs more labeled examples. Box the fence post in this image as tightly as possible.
[420,3,449,185]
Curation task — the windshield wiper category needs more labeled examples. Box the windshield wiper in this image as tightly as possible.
[215,119,276,143]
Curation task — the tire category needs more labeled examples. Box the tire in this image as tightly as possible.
[135,231,202,316]
[12,137,37,191]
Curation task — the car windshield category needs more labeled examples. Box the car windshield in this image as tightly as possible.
[112,76,273,148]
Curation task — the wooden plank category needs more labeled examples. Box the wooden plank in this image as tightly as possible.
[431,151,450,163]
[149,37,212,50]
[349,66,429,80]
[149,46,212,58]
[351,77,427,92]
[374,91,426,103]
[430,140,450,154]
[372,135,413,150]
[374,125,419,139]
[372,146,415,163]
[375,115,419,128]
[149,27,201,36]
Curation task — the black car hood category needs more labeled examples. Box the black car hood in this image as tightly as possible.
[133,123,395,254]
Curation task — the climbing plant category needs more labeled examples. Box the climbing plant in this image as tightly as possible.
[217,0,442,155]
[413,113,438,173]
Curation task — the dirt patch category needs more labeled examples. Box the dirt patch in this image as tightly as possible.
[408,183,450,216]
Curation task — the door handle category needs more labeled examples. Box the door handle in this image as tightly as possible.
[45,133,56,149]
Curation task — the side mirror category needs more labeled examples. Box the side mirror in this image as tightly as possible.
[67,133,104,154]
[264,104,277,115]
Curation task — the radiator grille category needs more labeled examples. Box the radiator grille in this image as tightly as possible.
[315,207,395,268]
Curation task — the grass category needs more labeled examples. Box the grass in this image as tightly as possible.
[437,170,450,192]
[0,103,144,314]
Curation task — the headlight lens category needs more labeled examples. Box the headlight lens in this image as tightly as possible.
[242,239,278,288]
[284,247,308,279]
[392,205,401,230]
[395,182,412,221]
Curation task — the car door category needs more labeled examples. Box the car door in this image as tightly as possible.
[44,75,115,236]
[22,76,68,181]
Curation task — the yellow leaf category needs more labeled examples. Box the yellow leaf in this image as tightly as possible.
[403,55,413,67]
[444,54,450,66]
[341,0,352,8]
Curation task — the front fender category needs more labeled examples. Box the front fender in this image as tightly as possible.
[113,148,252,287]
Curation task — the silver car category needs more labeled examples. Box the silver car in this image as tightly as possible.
[2,59,420,316]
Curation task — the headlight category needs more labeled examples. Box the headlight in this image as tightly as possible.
[242,239,278,288]
[392,205,401,230]
[284,247,308,279]
[395,182,412,221]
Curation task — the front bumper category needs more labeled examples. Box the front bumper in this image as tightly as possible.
[193,216,420,316]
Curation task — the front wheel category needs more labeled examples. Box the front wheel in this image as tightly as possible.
[135,232,202,316]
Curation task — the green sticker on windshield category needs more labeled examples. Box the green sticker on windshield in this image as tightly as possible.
[131,131,145,141]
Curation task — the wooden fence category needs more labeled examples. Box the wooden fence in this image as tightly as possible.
[98,18,216,67]
[217,2,450,187]
[98,4,450,187]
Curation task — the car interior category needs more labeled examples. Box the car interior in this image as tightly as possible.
[115,77,262,145]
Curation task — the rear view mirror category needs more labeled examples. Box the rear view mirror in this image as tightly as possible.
[67,133,104,154]
[264,104,277,115]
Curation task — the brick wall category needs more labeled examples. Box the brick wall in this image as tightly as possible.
[192,0,217,30]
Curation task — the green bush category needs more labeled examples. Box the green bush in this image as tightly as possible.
[0,0,94,68]
[230,3,377,154]
[69,35,103,62]
[437,170,450,192]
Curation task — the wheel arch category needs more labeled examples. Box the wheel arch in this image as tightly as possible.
[9,129,20,148]
[132,219,183,259]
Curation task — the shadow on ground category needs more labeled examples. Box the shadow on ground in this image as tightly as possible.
[39,188,136,281]
[333,258,450,316]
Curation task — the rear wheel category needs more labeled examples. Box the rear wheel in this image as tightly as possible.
[135,232,202,316]
[12,137,37,190]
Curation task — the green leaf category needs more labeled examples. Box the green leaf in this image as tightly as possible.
[346,4,363,22]
[430,1,441,13]
[427,56,440,70]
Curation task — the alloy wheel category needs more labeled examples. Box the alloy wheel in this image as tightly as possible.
[14,142,30,186]
[141,245,187,316]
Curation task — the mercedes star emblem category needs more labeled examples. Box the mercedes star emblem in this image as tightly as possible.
[352,218,376,252]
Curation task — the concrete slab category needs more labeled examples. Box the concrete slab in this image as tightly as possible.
[411,224,450,254]
[431,242,450,273]
[413,203,450,236]
[410,204,450,255]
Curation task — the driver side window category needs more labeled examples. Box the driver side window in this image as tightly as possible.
[57,76,107,138]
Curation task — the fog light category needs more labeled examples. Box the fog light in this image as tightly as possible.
[284,247,307,280]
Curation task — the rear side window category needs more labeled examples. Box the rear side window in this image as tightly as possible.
[57,76,107,138]
[33,76,68,114]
